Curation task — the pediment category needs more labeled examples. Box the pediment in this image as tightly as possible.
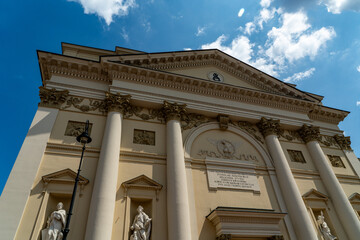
[42,168,89,185]
[102,49,321,103]
[122,175,162,191]
[303,188,328,201]
[349,193,360,204]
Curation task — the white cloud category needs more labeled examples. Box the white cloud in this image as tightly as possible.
[244,22,256,35]
[260,0,273,8]
[184,48,192,51]
[265,11,336,64]
[320,0,360,14]
[121,27,129,41]
[238,8,245,17]
[258,8,277,29]
[201,35,253,63]
[284,68,316,83]
[196,26,206,36]
[69,0,137,25]
[142,21,151,32]
[357,101,360,106]
[357,65,360,72]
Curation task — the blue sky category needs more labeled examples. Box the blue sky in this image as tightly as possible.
[1,0,360,194]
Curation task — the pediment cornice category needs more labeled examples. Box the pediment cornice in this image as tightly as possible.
[303,188,328,202]
[42,168,89,186]
[37,51,348,124]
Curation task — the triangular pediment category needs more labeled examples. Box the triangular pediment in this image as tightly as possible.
[122,174,162,190]
[102,49,321,103]
[349,193,360,204]
[303,188,328,201]
[42,168,89,185]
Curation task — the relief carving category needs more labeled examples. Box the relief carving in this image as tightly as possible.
[161,101,187,121]
[197,139,259,162]
[334,135,352,150]
[298,125,320,143]
[287,150,306,163]
[279,130,303,142]
[65,121,93,137]
[233,121,264,144]
[216,234,232,240]
[257,117,281,137]
[62,97,105,113]
[133,129,155,146]
[327,155,345,168]
[218,115,229,130]
[104,92,132,114]
[39,87,69,108]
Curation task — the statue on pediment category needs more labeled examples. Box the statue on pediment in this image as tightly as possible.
[42,202,66,240]
[317,211,336,240]
[130,205,151,240]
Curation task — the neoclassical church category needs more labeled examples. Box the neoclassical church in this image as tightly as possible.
[1,43,360,240]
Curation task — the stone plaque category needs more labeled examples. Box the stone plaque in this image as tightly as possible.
[207,169,260,192]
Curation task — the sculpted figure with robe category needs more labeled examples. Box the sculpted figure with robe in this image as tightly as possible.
[130,205,151,240]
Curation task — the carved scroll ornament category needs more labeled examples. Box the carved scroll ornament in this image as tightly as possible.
[104,92,132,113]
[39,87,69,108]
[298,125,320,143]
[334,135,352,150]
[257,117,281,137]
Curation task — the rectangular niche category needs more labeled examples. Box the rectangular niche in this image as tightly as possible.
[327,155,345,168]
[133,129,155,146]
[64,120,93,137]
[287,150,306,163]
[129,198,153,240]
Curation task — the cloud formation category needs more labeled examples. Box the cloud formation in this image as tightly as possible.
[196,26,206,36]
[284,68,315,83]
[69,0,137,25]
[320,0,360,14]
[357,65,360,72]
[357,101,360,106]
[238,8,245,17]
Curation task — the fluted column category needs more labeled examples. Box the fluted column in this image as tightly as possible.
[85,93,131,240]
[257,118,318,239]
[162,101,192,240]
[299,125,360,239]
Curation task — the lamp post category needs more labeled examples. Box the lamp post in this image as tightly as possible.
[62,120,92,240]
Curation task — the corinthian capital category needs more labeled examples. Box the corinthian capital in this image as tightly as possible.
[298,125,320,143]
[334,135,352,150]
[257,117,281,137]
[105,92,132,114]
[161,101,187,122]
[39,87,69,108]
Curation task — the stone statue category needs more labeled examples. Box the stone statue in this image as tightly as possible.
[42,202,67,240]
[317,211,337,240]
[130,205,151,240]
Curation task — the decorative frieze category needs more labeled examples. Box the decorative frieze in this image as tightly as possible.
[257,117,281,137]
[216,234,232,240]
[63,96,106,113]
[39,87,69,108]
[287,150,306,163]
[234,121,264,144]
[133,129,155,146]
[65,121,93,137]
[334,135,352,150]
[104,92,132,114]
[161,101,187,122]
[298,125,320,143]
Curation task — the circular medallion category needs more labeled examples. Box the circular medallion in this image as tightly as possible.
[207,72,224,82]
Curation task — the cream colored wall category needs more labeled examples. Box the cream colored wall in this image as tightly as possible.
[322,148,356,176]
[280,141,317,171]
[168,66,261,90]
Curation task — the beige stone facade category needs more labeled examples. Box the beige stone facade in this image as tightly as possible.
[1,43,360,240]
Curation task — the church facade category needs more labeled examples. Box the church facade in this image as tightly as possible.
[1,42,360,240]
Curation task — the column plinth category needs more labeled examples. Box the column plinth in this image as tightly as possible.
[299,125,360,240]
[163,101,192,240]
[257,118,318,239]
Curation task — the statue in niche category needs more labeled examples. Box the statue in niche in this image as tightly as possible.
[130,205,152,240]
[42,202,66,240]
[317,211,337,240]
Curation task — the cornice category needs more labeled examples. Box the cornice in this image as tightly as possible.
[38,51,348,124]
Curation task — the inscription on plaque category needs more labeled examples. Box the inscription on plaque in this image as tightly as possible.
[207,170,260,192]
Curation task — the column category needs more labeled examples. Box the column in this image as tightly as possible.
[257,118,318,239]
[299,125,360,239]
[162,101,192,240]
[0,87,67,240]
[85,93,131,240]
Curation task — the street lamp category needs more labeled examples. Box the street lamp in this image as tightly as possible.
[62,120,92,240]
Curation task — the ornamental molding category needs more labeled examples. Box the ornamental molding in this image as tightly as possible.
[104,92,132,113]
[39,87,69,108]
[302,188,329,202]
[348,192,360,205]
[37,51,348,124]
[334,135,352,150]
[42,168,89,186]
[161,101,187,121]
[62,96,106,113]
[298,125,320,143]
[257,117,281,137]
[121,174,163,200]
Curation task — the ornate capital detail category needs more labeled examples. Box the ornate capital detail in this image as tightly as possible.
[257,117,281,137]
[334,135,352,150]
[104,92,132,113]
[216,234,232,240]
[298,125,320,143]
[218,115,229,130]
[39,87,69,108]
[161,101,187,122]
